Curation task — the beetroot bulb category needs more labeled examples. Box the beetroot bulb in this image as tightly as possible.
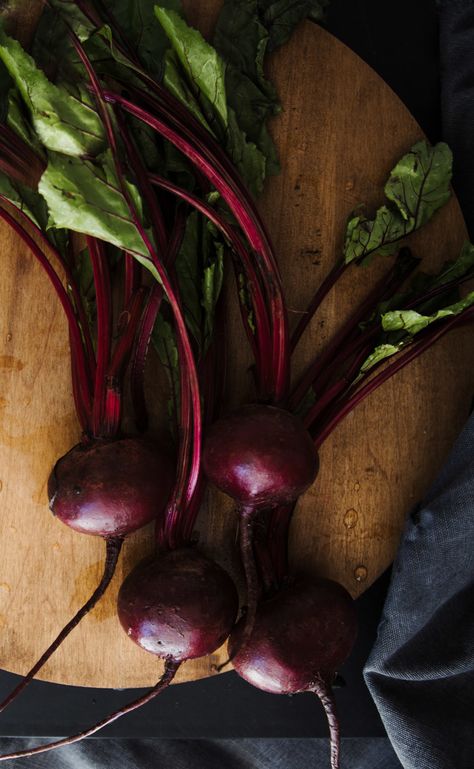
[202,403,319,664]
[229,575,357,769]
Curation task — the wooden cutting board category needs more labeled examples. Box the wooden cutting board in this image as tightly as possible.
[0,1,472,688]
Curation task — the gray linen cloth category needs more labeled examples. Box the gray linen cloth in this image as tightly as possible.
[364,412,474,769]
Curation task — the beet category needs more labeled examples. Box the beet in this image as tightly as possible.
[203,404,319,666]
[229,576,357,769]
[230,576,357,692]
[203,404,319,509]
[48,437,174,537]
[117,547,239,662]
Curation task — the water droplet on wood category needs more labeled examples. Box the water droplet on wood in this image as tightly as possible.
[343,509,358,528]
[354,565,367,582]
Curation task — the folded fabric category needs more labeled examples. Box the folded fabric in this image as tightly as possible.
[364,409,474,769]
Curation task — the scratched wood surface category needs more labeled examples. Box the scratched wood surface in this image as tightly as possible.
[0,1,472,687]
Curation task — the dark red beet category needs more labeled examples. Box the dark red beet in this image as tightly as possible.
[48,437,174,537]
[229,576,357,693]
[202,405,319,509]
[117,548,239,661]
[229,576,357,769]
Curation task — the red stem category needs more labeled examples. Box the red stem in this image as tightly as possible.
[290,254,418,410]
[290,260,347,353]
[0,204,93,426]
[303,341,375,431]
[149,173,273,394]
[116,111,168,255]
[314,308,474,449]
[104,91,289,402]
[73,35,202,505]
[123,252,141,306]
[88,237,112,438]
[65,239,97,381]
[108,289,148,380]
[130,283,164,432]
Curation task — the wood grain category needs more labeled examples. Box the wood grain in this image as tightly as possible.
[0,2,472,688]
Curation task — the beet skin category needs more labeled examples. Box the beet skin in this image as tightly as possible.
[229,576,357,693]
[117,548,239,662]
[48,437,174,537]
[203,404,319,509]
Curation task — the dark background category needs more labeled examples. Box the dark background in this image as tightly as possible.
[0,0,441,739]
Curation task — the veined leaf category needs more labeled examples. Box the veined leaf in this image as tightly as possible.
[0,25,105,157]
[6,89,43,154]
[344,142,452,264]
[214,0,328,188]
[46,0,95,42]
[100,0,181,79]
[162,48,212,132]
[155,6,228,126]
[226,107,267,196]
[382,292,474,336]
[0,171,47,228]
[359,342,407,375]
[377,242,474,319]
[38,149,158,280]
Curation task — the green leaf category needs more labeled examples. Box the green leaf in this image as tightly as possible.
[344,142,453,264]
[238,269,256,335]
[294,385,317,419]
[6,89,44,155]
[214,0,327,189]
[428,241,474,288]
[359,342,407,375]
[382,292,474,336]
[0,25,105,157]
[155,6,228,131]
[260,1,330,51]
[377,242,474,319]
[38,149,158,280]
[0,59,11,122]
[101,0,181,80]
[225,107,267,196]
[162,48,212,131]
[174,209,226,353]
[0,170,47,228]
[214,0,280,181]
[46,0,95,42]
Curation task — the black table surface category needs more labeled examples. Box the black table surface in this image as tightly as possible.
[0,0,440,739]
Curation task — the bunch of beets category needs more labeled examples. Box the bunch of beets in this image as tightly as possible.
[0,2,472,767]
